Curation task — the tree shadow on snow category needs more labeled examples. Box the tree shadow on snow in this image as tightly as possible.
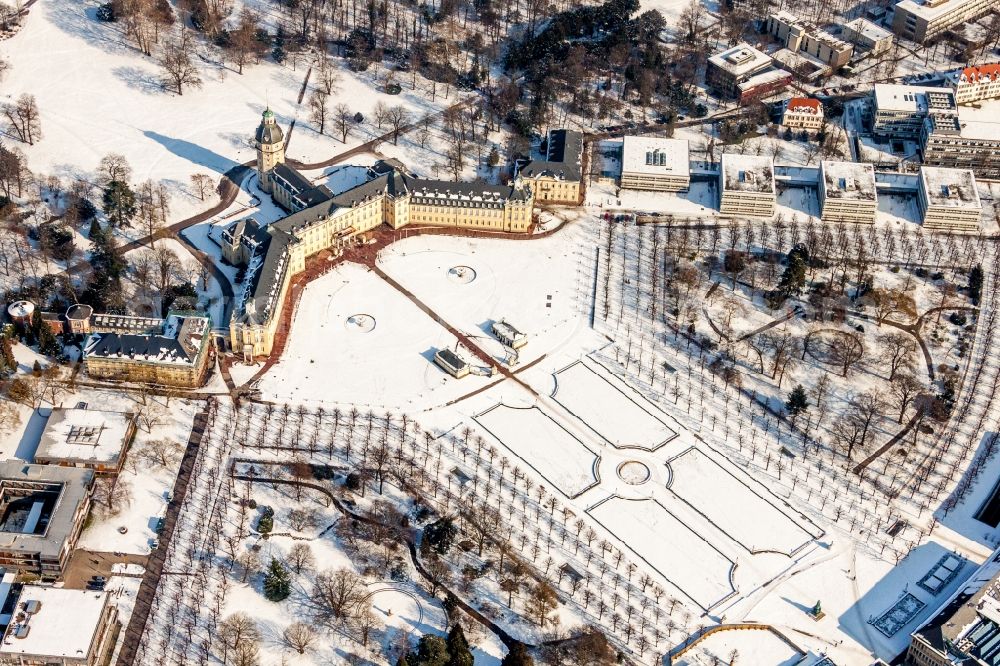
[142,131,238,174]
[46,0,138,56]
[112,65,164,96]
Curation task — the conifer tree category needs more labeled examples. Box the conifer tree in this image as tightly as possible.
[263,558,291,601]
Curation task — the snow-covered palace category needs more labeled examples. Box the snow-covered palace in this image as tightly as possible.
[226,110,580,359]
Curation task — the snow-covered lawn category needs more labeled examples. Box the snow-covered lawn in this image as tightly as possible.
[475,404,599,498]
[675,626,804,666]
[376,227,590,369]
[588,495,736,610]
[552,361,676,450]
[256,262,488,408]
[667,447,818,556]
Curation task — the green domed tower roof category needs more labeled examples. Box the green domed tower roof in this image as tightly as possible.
[255,108,283,145]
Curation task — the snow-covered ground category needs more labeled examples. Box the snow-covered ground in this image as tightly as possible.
[1,0,466,226]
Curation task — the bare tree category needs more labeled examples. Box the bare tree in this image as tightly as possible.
[287,542,315,574]
[98,153,133,185]
[159,29,203,96]
[311,569,365,627]
[281,622,317,654]
[888,372,924,424]
[316,57,342,95]
[309,91,330,134]
[190,173,214,201]
[3,94,41,145]
[829,331,865,377]
[332,103,352,143]
[92,477,133,517]
[878,331,917,381]
[386,105,410,145]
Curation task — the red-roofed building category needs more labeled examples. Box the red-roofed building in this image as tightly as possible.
[949,63,1000,104]
[782,97,824,130]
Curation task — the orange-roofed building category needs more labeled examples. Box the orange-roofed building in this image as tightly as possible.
[782,97,824,130]
[949,64,1000,104]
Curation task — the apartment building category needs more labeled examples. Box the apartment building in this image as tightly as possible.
[0,463,94,581]
[229,110,535,358]
[818,161,878,223]
[872,84,958,138]
[619,136,691,192]
[765,11,854,69]
[719,154,776,218]
[946,63,1000,103]
[892,0,994,43]
[782,97,825,130]
[706,44,773,99]
[917,166,982,231]
[843,18,895,54]
[921,113,1000,178]
[517,129,584,204]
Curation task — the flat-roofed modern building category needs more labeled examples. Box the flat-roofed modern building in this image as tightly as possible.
[872,84,957,138]
[36,408,136,475]
[0,586,120,665]
[843,18,895,53]
[918,166,982,232]
[619,136,690,192]
[765,11,854,69]
[920,113,1000,178]
[719,154,776,218]
[0,463,94,580]
[892,0,994,43]
[434,348,470,378]
[818,161,878,223]
[706,44,773,99]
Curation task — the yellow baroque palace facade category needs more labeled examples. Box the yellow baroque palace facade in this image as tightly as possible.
[227,110,565,359]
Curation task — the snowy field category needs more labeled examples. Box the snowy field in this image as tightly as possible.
[553,361,676,451]
[257,262,490,408]
[588,496,736,610]
[475,404,599,498]
[674,626,805,666]
[667,447,818,556]
[376,227,591,368]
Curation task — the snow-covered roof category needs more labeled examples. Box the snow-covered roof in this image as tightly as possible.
[737,69,791,94]
[951,63,1000,85]
[844,17,893,42]
[708,44,772,77]
[896,0,979,21]
[820,161,877,201]
[720,154,775,193]
[0,586,109,659]
[920,166,982,209]
[6,301,33,319]
[620,136,690,177]
[873,84,956,113]
[36,408,133,466]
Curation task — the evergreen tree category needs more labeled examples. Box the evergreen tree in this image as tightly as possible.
[263,558,291,601]
[500,642,534,666]
[38,323,61,358]
[396,654,411,666]
[413,635,449,666]
[785,384,810,426]
[446,624,473,666]
[969,264,984,305]
[102,180,137,228]
[779,244,809,296]
[0,336,15,374]
[423,518,458,555]
[31,359,41,376]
